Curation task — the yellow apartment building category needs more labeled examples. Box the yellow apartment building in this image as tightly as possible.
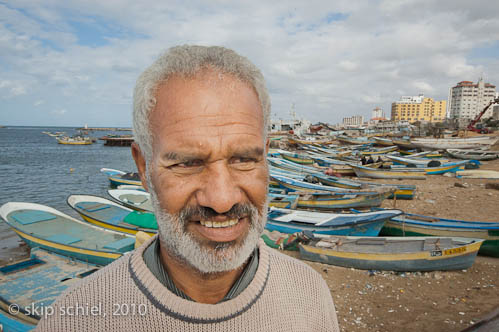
[391,94,446,123]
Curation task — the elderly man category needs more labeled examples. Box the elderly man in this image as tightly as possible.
[35,45,339,331]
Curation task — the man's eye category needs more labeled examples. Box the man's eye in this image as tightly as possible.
[231,157,256,164]
[177,160,203,167]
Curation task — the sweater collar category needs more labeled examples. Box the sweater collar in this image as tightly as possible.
[129,235,270,323]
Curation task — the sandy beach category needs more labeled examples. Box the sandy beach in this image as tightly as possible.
[293,157,499,332]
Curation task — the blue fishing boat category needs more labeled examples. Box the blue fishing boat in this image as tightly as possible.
[266,207,402,235]
[67,194,157,235]
[100,168,142,187]
[0,248,99,327]
[0,202,136,266]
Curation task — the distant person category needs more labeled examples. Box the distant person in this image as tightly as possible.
[35,45,339,331]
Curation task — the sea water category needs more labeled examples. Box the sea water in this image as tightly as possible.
[0,126,137,262]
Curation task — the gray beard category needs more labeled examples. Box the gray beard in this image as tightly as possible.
[146,175,267,274]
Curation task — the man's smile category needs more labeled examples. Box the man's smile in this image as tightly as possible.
[192,217,249,243]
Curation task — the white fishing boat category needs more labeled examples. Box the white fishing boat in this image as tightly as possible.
[411,137,498,150]
[446,149,498,161]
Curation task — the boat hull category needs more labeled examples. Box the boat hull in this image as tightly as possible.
[381,221,499,257]
[266,219,385,236]
[299,240,482,271]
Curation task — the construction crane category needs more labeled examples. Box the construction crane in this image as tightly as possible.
[467,97,499,134]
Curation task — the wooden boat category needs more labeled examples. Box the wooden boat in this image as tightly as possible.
[373,137,395,146]
[411,137,498,151]
[295,190,394,210]
[392,139,416,150]
[455,170,499,179]
[390,160,471,175]
[0,202,136,265]
[266,207,402,236]
[385,155,445,167]
[0,308,34,331]
[67,195,157,236]
[359,146,398,156]
[57,136,92,145]
[447,149,498,161]
[280,152,314,165]
[261,229,301,251]
[350,164,427,180]
[100,168,142,187]
[108,189,153,212]
[288,137,334,145]
[337,135,375,145]
[313,173,415,200]
[0,248,99,326]
[268,193,298,209]
[299,234,483,272]
[380,212,499,257]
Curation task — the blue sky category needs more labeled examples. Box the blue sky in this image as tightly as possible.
[1,0,499,127]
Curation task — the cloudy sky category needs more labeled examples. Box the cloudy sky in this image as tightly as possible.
[1,1,499,127]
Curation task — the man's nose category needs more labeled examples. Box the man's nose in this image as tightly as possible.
[196,161,242,214]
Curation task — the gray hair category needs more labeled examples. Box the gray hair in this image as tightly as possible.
[132,45,271,162]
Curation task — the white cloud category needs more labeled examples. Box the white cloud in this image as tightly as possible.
[34,100,45,106]
[1,1,499,126]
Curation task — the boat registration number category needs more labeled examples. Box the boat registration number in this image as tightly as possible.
[444,247,466,255]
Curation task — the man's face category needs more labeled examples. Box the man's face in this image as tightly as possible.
[140,70,269,273]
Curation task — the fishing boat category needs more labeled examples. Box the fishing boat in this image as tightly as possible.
[0,202,136,265]
[299,234,483,272]
[313,173,415,200]
[100,168,142,187]
[0,309,34,332]
[447,149,499,161]
[350,164,427,180]
[390,160,471,175]
[392,139,417,150]
[57,136,93,145]
[108,189,153,212]
[373,137,395,146]
[359,146,398,156]
[294,190,394,210]
[411,137,498,151]
[280,151,315,165]
[0,248,99,326]
[380,212,499,257]
[261,229,301,251]
[268,193,299,209]
[67,195,157,235]
[337,135,375,145]
[266,207,402,236]
[455,170,499,179]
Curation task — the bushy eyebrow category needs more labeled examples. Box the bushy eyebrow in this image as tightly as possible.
[161,147,264,161]
[232,147,265,158]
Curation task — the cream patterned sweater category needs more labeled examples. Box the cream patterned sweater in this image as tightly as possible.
[35,237,339,331]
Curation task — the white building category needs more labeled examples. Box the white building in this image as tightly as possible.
[448,79,497,120]
[342,115,364,126]
[371,107,385,120]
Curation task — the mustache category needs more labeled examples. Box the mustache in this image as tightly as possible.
[177,203,258,222]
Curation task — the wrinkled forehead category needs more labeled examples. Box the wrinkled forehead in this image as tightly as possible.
[149,69,265,149]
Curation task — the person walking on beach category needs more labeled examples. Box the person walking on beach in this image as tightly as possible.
[35,45,339,331]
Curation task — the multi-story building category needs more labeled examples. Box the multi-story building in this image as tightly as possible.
[391,94,446,123]
[342,115,364,126]
[448,79,496,120]
[371,107,385,120]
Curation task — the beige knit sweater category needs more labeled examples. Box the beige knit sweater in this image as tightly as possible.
[35,237,339,331]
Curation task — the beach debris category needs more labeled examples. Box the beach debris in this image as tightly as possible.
[454,182,469,188]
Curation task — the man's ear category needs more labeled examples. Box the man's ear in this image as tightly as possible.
[131,142,150,192]
[265,138,270,154]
